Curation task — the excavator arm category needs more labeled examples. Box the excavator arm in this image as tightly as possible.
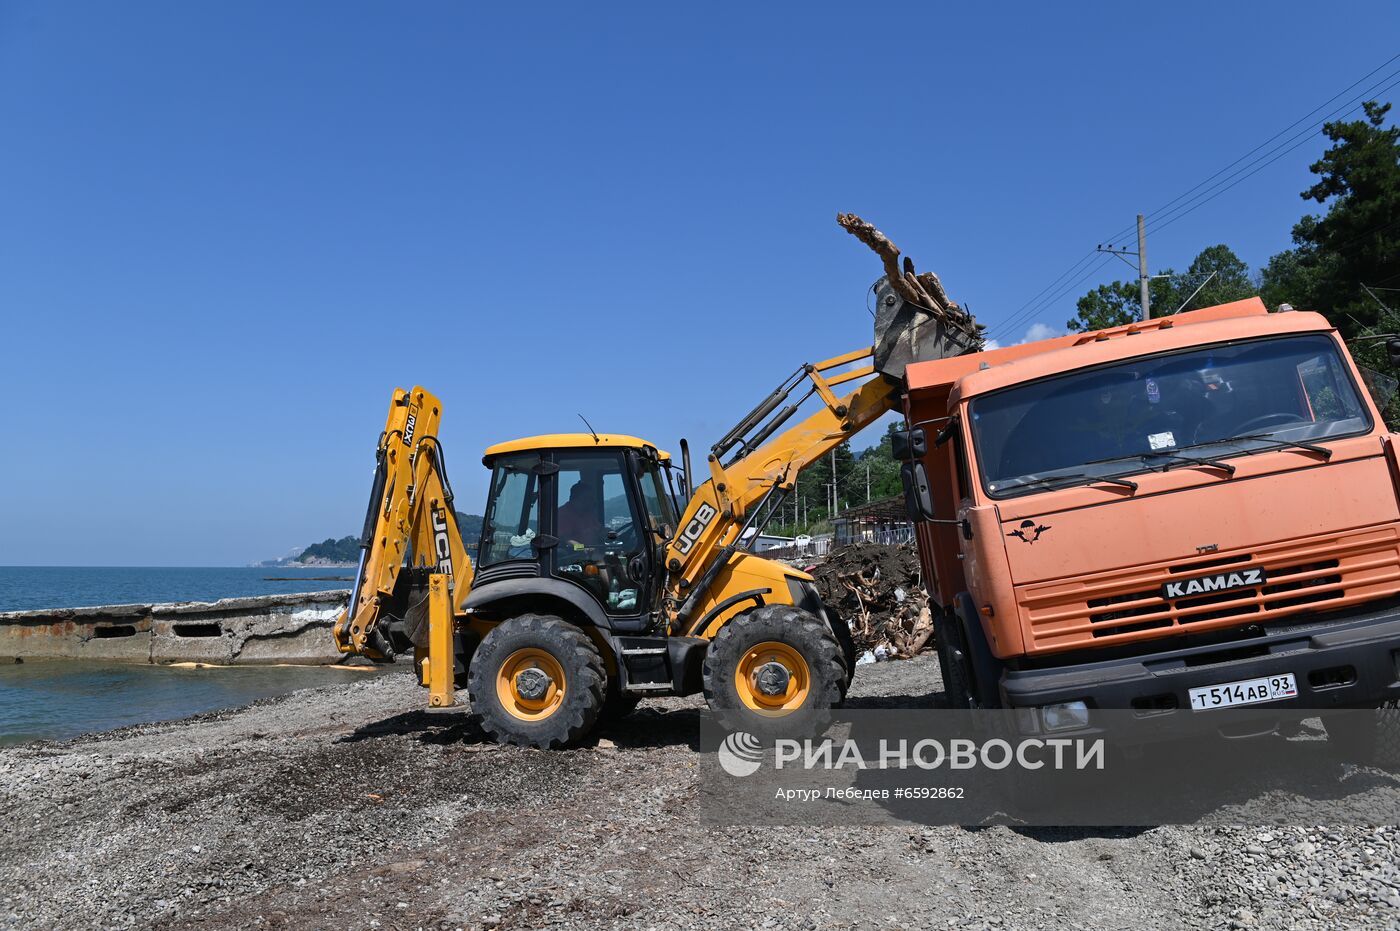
[332,386,475,666]
[663,346,900,630]
[663,215,985,631]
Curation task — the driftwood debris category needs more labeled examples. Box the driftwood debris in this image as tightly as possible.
[811,542,935,659]
[836,213,985,341]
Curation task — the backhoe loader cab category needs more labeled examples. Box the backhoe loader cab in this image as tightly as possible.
[474,434,678,626]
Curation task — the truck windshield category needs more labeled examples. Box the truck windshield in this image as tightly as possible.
[969,333,1372,498]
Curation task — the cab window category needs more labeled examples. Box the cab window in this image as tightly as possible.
[554,450,644,614]
[638,462,676,534]
[479,454,541,565]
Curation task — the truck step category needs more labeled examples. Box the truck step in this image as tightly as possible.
[621,647,667,656]
[623,682,673,692]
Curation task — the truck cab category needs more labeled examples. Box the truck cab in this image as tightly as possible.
[903,298,1400,731]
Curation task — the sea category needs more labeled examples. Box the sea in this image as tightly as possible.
[0,565,357,613]
[0,565,385,746]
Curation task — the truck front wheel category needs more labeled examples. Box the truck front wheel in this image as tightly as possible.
[934,609,975,709]
[1326,700,1400,767]
[703,605,845,735]
[467,614,606,749]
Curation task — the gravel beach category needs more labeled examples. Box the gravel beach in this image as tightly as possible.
[2,654,1399,930]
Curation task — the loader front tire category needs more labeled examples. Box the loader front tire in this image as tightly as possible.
[703,605,844,736]
[468,614,605,749]
[825,604,857,704]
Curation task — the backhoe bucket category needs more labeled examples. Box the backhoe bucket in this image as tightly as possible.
[871,276,984,381]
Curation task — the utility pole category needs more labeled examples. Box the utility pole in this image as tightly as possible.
[1097,213,1151,321]
[866,461,871,503]
[830,450,838,517]
[1136,214,1150,322]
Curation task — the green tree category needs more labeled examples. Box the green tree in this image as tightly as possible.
[855,421,906,502]
[1259,101,1400,336]
[298,536,360,563]
[767,424,921,537]
[1066,244,1257,332]
[766,440,858,536]
[1179,244,1256,311]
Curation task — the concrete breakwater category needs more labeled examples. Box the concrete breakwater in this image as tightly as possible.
[0,590,353,665]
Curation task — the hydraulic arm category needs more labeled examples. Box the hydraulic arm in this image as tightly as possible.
[661,215,984,631]
[332,387,475,665]
[663,346,899,632]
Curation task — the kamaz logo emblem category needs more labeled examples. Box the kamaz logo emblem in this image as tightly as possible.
[1162,568,1265,600]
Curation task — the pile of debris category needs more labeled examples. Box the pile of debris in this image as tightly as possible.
[810,542,934,660]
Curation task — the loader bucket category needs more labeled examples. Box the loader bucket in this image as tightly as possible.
[871,275,984,381]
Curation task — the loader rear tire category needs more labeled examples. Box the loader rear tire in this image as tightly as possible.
[703,605,844,737]
[600,682,642,722]
[468,614,605,749]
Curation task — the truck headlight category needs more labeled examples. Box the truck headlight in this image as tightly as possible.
[1041,700,1089,732]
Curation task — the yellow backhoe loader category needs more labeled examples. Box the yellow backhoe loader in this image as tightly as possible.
[332,216,983,747]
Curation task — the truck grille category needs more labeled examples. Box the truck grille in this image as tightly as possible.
[1019,527,1400,653]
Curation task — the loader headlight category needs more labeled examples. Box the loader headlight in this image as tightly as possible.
[1040,700,1090,732]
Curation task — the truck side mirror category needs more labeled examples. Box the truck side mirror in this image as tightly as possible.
[891,428,927,461]
[900,461,936,521]
[1387,338,1400,368]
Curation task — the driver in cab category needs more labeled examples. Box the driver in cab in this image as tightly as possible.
[558,477,605,548]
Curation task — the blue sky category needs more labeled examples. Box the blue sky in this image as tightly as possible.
[1,2,1396,566]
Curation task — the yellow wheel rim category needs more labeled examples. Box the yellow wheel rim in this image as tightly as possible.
[735,641,811,715]
[495,647,567,721]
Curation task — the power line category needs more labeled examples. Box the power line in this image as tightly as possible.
[1141,71,1400,239]
[1095,53,1400,248]
[986,251,1099,339]
[991,53,1400,339]
[991,255,1117,340]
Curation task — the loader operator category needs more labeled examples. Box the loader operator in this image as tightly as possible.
[558,477,604,547]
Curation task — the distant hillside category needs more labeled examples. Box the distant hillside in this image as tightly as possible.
[456,512,484,541]
[297,536,360,565]
[281,512,485,567]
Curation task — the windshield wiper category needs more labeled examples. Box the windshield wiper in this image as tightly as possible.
[1227,432,1334,460]
[1001,473,1139,493]
[1147,452,1236,476]
[1166,432,1333,460]
[1084,450,1235,476]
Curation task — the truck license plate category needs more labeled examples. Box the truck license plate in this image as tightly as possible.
[1189,673,1297,711]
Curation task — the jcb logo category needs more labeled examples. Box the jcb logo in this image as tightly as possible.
[675,502,717,555]
[403,413,417,447]
[431,506,454,577]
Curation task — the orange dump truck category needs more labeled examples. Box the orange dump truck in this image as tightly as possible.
[900,297,1400,740]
